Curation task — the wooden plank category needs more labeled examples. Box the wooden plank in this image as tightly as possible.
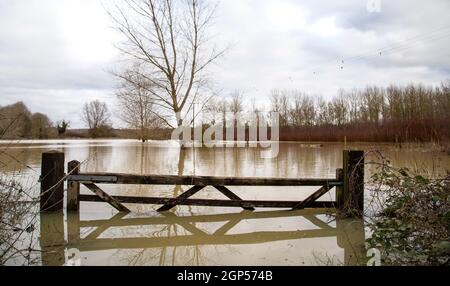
[68,173,342,187]
[214,186,255,211]
[161,212,208,236]
[83,183,130,212]
[79,209,333,228]
[157,185,205,212]
[342,150,365,216]
[73,228,337,251]
[335,168,344,208]
[292,185,332,210]
[67,212,80,244]
[40,151,65,212]
[213,217,242,235]
[302,215,334,230]
[39,212,65,265]
[342,151,350,210]
[67,160,80,211]
[79,194,335,209]
[84,212,128,240]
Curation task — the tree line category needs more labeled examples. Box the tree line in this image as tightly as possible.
[0,100,112,139]
[266,82,449,128]
[1,80,449,142]
[0,102,56,139]
[199,81,450,143]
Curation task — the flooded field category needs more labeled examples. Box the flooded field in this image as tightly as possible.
[1,140,449,266]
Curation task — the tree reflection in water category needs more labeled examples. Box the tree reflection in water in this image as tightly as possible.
[40,208,366,266]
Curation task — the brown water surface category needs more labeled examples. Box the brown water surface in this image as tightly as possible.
[1,139,448,265]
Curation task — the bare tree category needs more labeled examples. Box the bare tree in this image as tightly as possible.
[204,97,220,125]
[315,97,329,126]
[82,100,111,138]
[332,91,348,126]
[289,92,315,127]
[250,96,262,125]
[30,113,53,139]
[0,102,32,139]
[108,0,225,128]
[229,90,244,115]
[117,68,163,142]
[218,97,228,128]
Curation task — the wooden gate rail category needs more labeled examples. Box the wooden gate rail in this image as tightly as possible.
[65,173,343,186]
[76,209,333,228]
[78,195,336,209]
[66,210,338,251]
[39,150,364,216]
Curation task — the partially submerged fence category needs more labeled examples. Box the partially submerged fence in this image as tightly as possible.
[39,150,364,216]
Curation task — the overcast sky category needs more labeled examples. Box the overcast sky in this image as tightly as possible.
[1,0,449,128]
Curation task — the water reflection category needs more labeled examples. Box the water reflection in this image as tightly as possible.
[39,209,366,266]
[2,140,448,179]
[39,212,65,266]
[2,140,448,265]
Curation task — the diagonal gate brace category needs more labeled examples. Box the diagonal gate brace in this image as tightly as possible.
[213,186,255,211]
[157,185,205,212]
[292,185,332,210]
[83,183,130,212]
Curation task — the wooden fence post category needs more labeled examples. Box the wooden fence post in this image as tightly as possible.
[336,217,366,265]
[39,212,65,265]
[67,212,80,246]
[67,160,80,211]
[342,150,364,216]
[40,151,65,212]
[335,168,344,208]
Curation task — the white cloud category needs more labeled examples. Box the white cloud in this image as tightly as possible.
[56,0,119,64]
[306,16,341,37]
[265,0,308,31]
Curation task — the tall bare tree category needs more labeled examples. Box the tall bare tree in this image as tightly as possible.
[117,68,162,141]
[108,0,225,128]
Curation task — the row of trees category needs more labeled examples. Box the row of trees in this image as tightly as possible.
[0,98,152,140]
[2,80,448,142]
[112,80,449,142]
[200,81,449,127]
[0,100,111,139]
[266,81,450,128]
[0,102,55,139]
[197,81,450,142]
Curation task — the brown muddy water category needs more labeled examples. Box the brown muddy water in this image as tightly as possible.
[0,139,449,266]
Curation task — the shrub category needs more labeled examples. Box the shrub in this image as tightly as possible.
[367,163,450,265]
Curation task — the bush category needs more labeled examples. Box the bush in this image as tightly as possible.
[367,164,450,265]
[88,125,116,138]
